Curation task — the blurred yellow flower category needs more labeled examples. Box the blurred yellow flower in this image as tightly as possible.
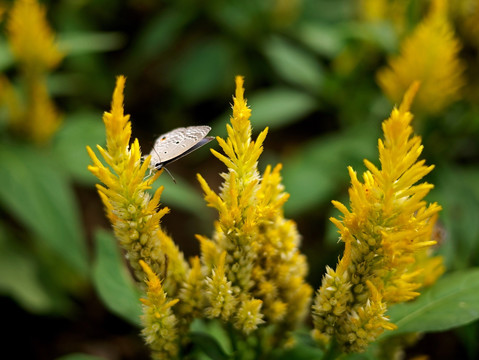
[197,76,312,342]
[312,82,442,352]
[377,0,465,114]
[7,0,63,70]
[1,0,64,144]
[87,76,188,296]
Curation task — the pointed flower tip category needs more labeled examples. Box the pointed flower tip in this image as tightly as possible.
[111,75,126,114]
[139,259,156,281]
[399,81,420,114]
[235,75,245,100]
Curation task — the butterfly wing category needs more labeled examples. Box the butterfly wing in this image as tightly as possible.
[149,126,212,169]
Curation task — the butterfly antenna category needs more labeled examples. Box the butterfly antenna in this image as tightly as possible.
[163,166,176,184]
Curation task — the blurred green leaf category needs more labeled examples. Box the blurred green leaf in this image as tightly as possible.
[150,174,208,220]
[432,166,479,269]
[56,353,106,360]
[282,124,379,215]
[170,38,233,102]
[383,269,479,338]
[92,229,142,326]
[0,143,88,275]
[248,88,317,130]
[190,319,233,357]
[0,222,54,313]
[273,341,324,360]
[262,35,324,93]
[128,9,192,66]
[189,332,233,360]
[53,111,105,184]
[58,32,126,55]
[296,23,345,58]
[0,38,14,71]
[342,22,398,53]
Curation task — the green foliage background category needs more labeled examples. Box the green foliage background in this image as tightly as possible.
[1,0,479,359]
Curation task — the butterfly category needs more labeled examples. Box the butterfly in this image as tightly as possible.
[148,125,213,181]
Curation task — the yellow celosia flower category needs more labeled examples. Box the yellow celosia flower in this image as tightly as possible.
[204,251,238,321]
[7,0,63,70]
[0,75,22,125]
[197,76,312,341]
[1,0,64,144]
[139,260,180,360]
[312,82,442,353]
[177,257,205,321]
[87,76,188,296]
[376,0,465,114]
[26,78,62,143]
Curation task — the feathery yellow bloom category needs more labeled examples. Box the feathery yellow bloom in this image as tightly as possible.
[139,260,180,360]
[197,76,312,341]
[87,76,188,296]
[204,252,238,321]
[177,256,206,321]
[377,0,465,114]
[7,0,63,70]
[312,82,442,353]
[25,77,62,143]
[2,0,63,143]
[0,75,22,126]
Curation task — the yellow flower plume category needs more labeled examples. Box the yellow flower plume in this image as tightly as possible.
[7,0,63,70]
[312,82,443,353]
[197,76,312,341]
[376,0,465,114]
[2,0,64,144]
[87,76,188,296]
[139,260,180,360]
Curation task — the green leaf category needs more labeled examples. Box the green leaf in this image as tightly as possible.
[270,330,324,360]
[282,124,379,215]
[52,111,106,184]
[0,142,88,274]
[342,22,398,53]
[0,222,54,313]
[189,332,233,360]
[248,88,317,130]
[262,36,324,93]
[128,9,192,65]
[431,166,479,269]
[170,38,233,102]
[296,23,345,58]
[0,37,14,71]
[56,353,106,360]
[190,319,233,356]
[92,229,142,326]
[58,32,126,55]
[273,343,324,360]
[150,174,209,219]
[383,269,479,338]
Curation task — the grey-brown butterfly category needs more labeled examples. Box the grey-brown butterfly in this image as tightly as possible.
[148,125,213,180]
